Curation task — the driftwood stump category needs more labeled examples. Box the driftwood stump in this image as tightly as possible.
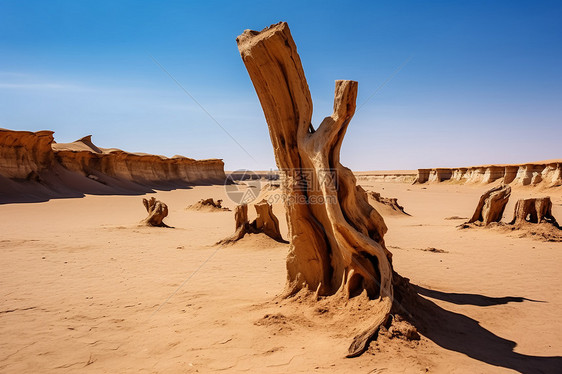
[142,197,170,227]
[468,185,511,225]
[199,198,225,209]
[237,22,395,357]
[509,197,559,226]
[253,199,285,242]
[219,204,250,243]
[218,201,286,244]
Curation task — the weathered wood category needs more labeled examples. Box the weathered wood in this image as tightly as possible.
[217,201,287,244]
[237,22,394,357]
[217,204,250,244]
[141,197,170,227]
[468,185,511,225]
[253,199,284,242]
[510,197,558,226]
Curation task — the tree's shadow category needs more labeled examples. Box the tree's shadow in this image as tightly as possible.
[406,284,561,373]
[413,285,544,307]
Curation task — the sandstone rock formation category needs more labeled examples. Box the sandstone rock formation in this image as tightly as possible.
[217,200,285,244]
[468,185,511,225]
[0,129,55,180]
[414,161,562,187]
[355,171,417,184]
[0,129,226,203]
[237,22,396,357]
[367,191,410,216]
[141,197,170,227]
[509,197,559,227]
[53,135,225,187]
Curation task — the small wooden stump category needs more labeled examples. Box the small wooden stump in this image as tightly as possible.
[509,197,559,226]
[217,200,286,244]
[468,185,511,225]
[253,199,284,242]
[218,204,250,243]
[142,197,170,227]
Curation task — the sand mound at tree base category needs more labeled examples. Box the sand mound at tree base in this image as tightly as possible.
[459,221,562,242]
[187,198,231,212]
[250,272,423,358]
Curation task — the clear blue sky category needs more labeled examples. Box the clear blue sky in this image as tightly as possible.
[1,0,561,170]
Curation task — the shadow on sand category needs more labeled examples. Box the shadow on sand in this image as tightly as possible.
[407,284,561,373]
[0,171,233,205]
[414,285,544,307]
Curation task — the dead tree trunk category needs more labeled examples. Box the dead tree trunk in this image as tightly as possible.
[468,185,511,225]
[253,199,285,242]
[142,197,170,227]
[510,197,558,226]
[218,201,287,244]
[218,204,250,244]
[237,22,394,357]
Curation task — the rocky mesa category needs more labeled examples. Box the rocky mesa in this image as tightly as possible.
[0,128,226,203]
[414,161,562,187]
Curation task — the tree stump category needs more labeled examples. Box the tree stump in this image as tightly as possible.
[142,197,170,227]
[468,185,511,225]
[218,204,250,243]
[237,22,394,357]
[217,201,287,244]
[253,199,285,242]
[509,197,559,226]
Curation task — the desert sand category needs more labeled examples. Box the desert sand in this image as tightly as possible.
[1,180,561,373]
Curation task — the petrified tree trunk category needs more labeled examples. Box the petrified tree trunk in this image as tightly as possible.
[253,199,284,242]
[237,22,394,357]
[142,197,170,227]
[218,204,250,243]
[218,201,286,244]
[468,185,511,225]
[509,197,558,226]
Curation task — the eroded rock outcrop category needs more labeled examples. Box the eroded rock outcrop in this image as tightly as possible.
[0,129,226,203]
[414,161,562,188]
[53,136,225,186]
[0,128,55,180]
[355,171,417,184]
[367,191,410,216]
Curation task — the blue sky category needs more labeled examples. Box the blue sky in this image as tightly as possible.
[1,0,561,170]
